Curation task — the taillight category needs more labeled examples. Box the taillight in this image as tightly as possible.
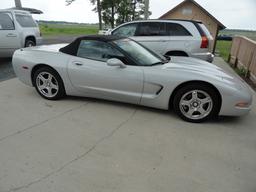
[201,36,209,48]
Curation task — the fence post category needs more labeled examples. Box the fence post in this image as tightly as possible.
[246,48,255,78]
[234,37,242,68]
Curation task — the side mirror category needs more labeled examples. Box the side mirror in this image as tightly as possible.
[107,58,126,68]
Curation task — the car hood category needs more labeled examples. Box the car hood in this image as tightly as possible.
[163,56,235,80]
[160,56,249,89]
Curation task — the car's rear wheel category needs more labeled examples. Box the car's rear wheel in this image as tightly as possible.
[33,67,65,100]
[173,83,220,123]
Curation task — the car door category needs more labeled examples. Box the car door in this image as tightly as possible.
[131,22,169,55]
[0,12,20,54]
[67,40,144,104]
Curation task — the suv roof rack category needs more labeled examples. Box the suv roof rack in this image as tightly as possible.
[137,19,203,24]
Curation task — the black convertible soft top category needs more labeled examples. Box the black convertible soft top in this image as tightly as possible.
[59,35,125,56]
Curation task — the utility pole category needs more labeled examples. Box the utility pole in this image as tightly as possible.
[132,0,136,21]
[144,0,149,19]
[14,0,22,8]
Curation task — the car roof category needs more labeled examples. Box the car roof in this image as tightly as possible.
[76,35,125,42]
[0,9,30,14]
[59,35,126,56]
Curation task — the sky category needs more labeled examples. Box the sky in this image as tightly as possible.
[1,0,256,30]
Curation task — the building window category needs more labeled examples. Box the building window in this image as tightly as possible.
[182,8,193,15]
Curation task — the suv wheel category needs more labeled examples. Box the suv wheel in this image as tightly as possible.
[166,51,188,57]
[25,39,36,47]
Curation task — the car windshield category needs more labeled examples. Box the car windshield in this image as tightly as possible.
[113,39,165,66]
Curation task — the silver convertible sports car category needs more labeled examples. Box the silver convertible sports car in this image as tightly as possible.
[13,35,253,123]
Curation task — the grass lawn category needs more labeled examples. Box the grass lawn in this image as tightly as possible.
[217,30,256,61]
[216,40,232,61]
[39,23,99,36]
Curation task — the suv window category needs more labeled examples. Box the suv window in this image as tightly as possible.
[137,22,167,36]
[166,23,192,36]
[15,14,37,28]
[112,23,138,37]
[198,23,211,37]
[0,12,15,30]
[136,22,167,36]
[77,40,125,62]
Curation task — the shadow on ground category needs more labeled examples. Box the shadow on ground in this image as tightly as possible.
[0,57,15,82]
[64,95,242,124]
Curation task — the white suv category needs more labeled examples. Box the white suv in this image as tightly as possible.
[110,20,214,62]
[0,9,42,58]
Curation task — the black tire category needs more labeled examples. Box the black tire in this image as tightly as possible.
[25,39,36,47]
[166,51,188,57]
[173,83,220,123]
[33,67,66,100]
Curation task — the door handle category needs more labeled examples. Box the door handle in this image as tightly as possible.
[73,62,83,66]
[6,33,17,37]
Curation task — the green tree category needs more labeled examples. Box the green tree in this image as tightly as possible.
[66,0,150,29]
[116,0,151,25]
[101,0,117,28]
[101,0,150,27]
[132,0,151,20]
[115,0,133,25]
[66,0,103,30]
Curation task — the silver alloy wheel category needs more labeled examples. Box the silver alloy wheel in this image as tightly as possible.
[36,72,59,98]
[179,90,213,120]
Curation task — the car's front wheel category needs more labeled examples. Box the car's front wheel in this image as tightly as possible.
[173,83,220,123]
[33,67,65,100]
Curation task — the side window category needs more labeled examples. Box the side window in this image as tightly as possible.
[166,23,192,36]
[0,13,15,30]
[112,23,138,37]
[15,14,37,28]
[137,22,167,36]
[77,40,125,62]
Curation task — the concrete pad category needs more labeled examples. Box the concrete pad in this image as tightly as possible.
[0,61,256,192]
[0,79,84,141]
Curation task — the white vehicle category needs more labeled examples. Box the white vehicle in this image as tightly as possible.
[0,9,42,57]
[13,36,252,123]
[98,28,112,35]
[109,19,214,62]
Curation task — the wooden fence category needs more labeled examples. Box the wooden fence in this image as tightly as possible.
[228,36,256,83]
